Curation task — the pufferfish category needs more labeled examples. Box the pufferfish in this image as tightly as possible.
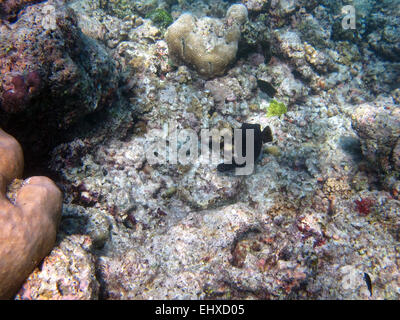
[217,123,273,172]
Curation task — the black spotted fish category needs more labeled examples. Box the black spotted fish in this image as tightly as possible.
[217,123,273,172]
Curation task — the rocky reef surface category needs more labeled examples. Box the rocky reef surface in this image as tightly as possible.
[0,0,130,173]
[0,0,399,300]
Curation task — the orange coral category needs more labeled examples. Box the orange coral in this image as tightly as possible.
[0,128,62,299]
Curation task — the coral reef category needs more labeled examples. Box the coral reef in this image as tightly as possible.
[165,4,248,78]
[366,0,400,62]
[351,98,400,176]
[99,0,159,18]
[0,128,62,299]
[0,1,124,168]
[0,0,43,21]
[2,0,399,300]
[99,0,136,19]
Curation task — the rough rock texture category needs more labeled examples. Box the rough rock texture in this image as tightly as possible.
[394,140,400,173]
[16,235,99,300]
[165,4,248,78]
[0,128,63,299]
[352,98,400,176]
[366,0,400,62]
[99,0,160,18]
[241,0,267,13]
[0,0,122,169]
[0,0,43,21]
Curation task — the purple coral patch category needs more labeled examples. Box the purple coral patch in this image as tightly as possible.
[1,71,41,113]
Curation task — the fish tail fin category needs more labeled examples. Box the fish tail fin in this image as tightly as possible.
[262,126,273,143]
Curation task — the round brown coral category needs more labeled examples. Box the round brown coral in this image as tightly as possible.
[0,128,62,299]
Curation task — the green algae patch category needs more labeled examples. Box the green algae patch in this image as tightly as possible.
[267,99,287,117]
[146,9,173,29]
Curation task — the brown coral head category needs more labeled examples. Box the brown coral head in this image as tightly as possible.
[0,128,62,299]
[0,128,24,184]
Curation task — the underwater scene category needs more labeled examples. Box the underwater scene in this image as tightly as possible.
[0,0,399,300]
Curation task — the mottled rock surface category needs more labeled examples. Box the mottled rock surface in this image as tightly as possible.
[0,0,43,21]
[16,235,99,300]
[352,98,400,175]
[0,1,122,168]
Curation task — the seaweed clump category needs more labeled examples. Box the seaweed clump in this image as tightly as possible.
[146,9,173,29]
[267,99,287,117]
[355,198,375,216]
